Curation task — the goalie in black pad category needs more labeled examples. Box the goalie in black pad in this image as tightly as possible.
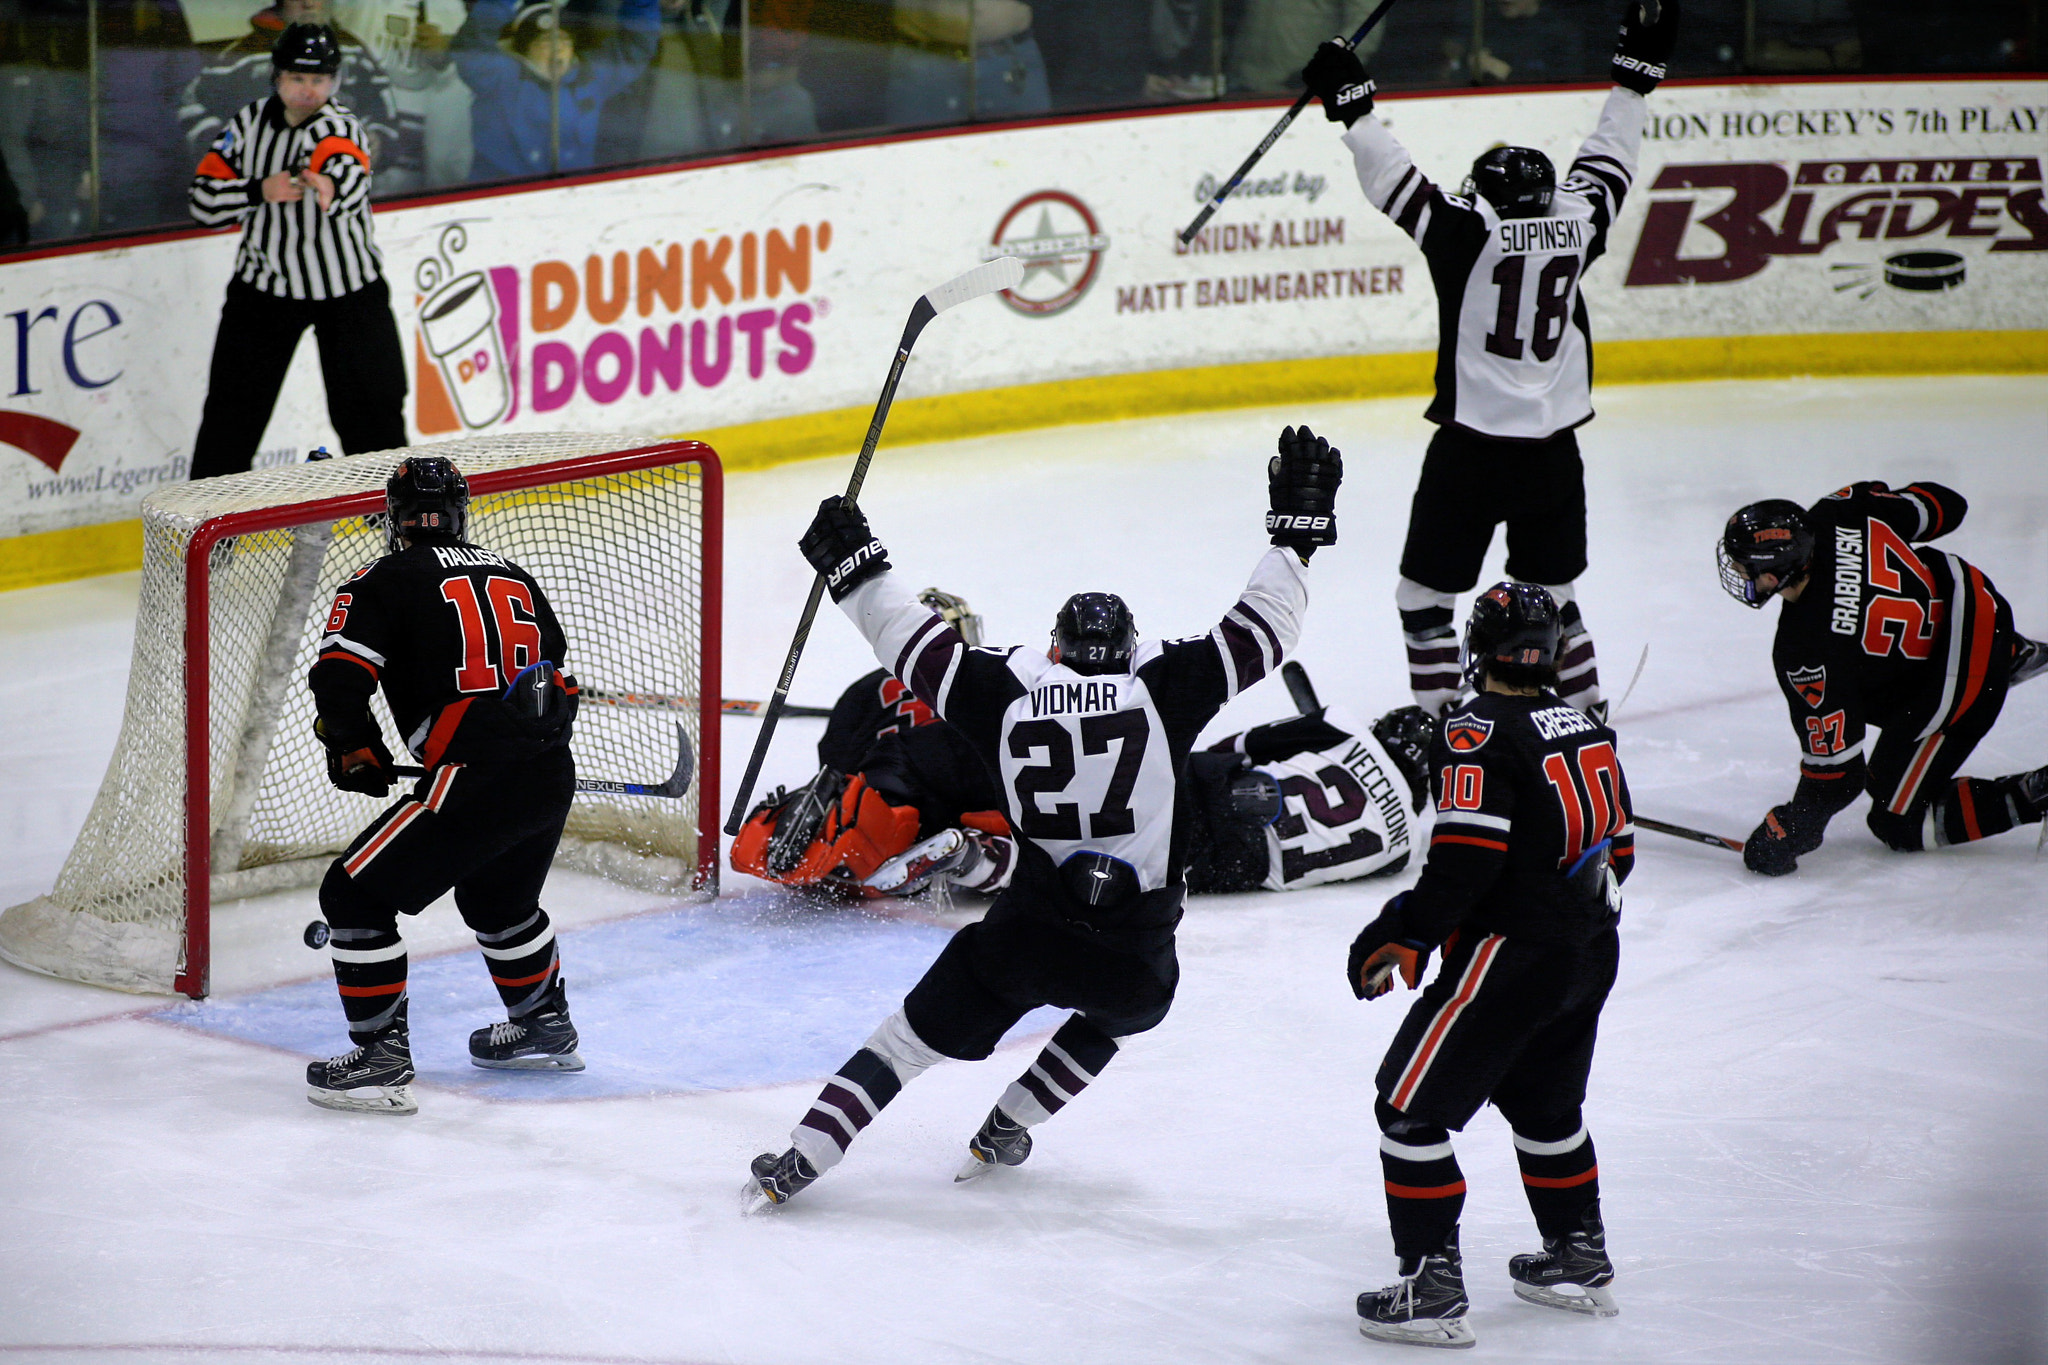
[1344,582,1636,1348]
[1719,480,2048,875]
[303,456,588,1116]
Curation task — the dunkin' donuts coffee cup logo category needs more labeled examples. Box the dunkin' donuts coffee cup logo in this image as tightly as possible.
[417,226,513,429]
[1626,156,2047,287]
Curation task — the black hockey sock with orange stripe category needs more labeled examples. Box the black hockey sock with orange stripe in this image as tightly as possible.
[1376,1098,1466,1260]
[1925,771,2048,847]
[475,908,560,1017]
[1510,1110,1600,1242]
[328,925,408,1036]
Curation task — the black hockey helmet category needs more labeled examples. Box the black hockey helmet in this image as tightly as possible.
[1465,146,1555,219]
[1370,705,1436,812]
[919,587,983,648]
[385,455,469,552]
[1718,499,1814,607]
[1463,581,1560,690]
[272,22,343,74]
[1053,592,1136,676]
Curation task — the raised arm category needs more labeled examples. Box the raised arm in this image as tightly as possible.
[1569,0,1678,238]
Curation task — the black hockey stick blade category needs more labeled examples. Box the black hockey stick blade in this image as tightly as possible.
[1177,0,1399,244]
[389,724,693,799]
[722,258,1026,837]
[1281,660,1321,715]
[1635,815,1743,853]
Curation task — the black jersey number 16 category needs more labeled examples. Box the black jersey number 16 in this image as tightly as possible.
[1008,712,1150,841]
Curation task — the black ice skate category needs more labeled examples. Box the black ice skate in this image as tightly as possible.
[469,978,585,1071]
[743,1147,820,1213]
[955,1105,1032,1182]
[1508,1201,1619,1318]
[1357,1233,1474,1349]
[307,1008,417,1116]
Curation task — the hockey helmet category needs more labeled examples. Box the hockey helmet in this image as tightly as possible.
[1053,592,1136,676]
[272,22,342,74]
[1463,581,1560,690]
[1718,499,1814,607]
[1370,705,1436,812]
[385,455,470,552]
[1224,766,1283,825]
[1464,145,1555,219]
[919,587,983,647]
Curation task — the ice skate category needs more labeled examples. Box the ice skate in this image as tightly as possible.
[469,977,584,1071]
[2011,634,2048,687]
[307,1010,417,1116]
[955,1105,1032,1182]
[1357,1233,1474,1349]
[867,828,973,894]
[1509,1202,1619,1317]
[743,1147,819,1213]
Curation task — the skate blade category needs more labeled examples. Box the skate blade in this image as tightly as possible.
[954,1150,998,1183]
[470,1051,586,1072]
[307,1083,417,1116]
[740,1178,786,1216]
[1357,1316,1475,1349]
[1513,1281,1619,1317]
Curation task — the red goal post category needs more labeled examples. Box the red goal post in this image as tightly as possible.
[0,435,721,999]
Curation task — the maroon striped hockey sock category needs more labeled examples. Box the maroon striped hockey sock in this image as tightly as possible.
[1512,1114,1600,1242]
[1400,607,1462,716]
[1553,601,1602,714]
[996,1015,1119,1128]
[328,925,407,1036]
[791,1046,904,1173]
[1377,1100,1466,1259]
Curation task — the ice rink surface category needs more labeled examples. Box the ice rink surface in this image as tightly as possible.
[2,376,2044,1365]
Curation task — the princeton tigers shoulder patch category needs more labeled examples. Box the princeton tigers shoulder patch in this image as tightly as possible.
[1443,716,1494,752]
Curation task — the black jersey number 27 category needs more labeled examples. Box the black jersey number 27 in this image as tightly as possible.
[1484,255,1581,363]
[1008,712,1150,841]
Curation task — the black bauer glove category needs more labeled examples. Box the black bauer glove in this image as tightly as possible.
[1612,0,1678,95]
[1268,424,1341,556]
[1743,800,1825,876]
[1347,893,1432,1000]
[314,716,396,798]
[800,495,891,603]
[1242,709,1349,765]
[1302,38,1375,126]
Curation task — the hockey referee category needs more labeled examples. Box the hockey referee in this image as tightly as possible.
[187,22,407,480]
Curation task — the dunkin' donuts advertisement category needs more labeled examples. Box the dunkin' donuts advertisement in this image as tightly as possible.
[0,76,2042,545]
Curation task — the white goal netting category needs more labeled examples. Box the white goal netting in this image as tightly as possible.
[0,434,717,996]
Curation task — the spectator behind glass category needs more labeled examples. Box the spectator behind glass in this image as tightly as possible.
[630,0,818,159]
[1229,0,1385,94]
[1028,0,1145,110]
[884,0,1048,125]
[0,0,92,240]
[332,0,470,186]
[1469,0,1596,84]
[1754,0,1859,71]
[183,0,407,193]
[455,0,657,179]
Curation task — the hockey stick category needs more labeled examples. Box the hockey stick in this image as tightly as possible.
[1607,645,1648,722]
[582,688,833,720]
[390,722,694,799]
[1281,659,1321,714]
[723,255,1028,837]
[1634,815,1743,853]
[1178,0,1399,245]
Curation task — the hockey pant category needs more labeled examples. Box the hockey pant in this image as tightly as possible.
[1372,927,1617,1260]
[785,893,1178,1175]
[191,277,409,480]
[1862,584,2033,851]
[319,747,575,1037]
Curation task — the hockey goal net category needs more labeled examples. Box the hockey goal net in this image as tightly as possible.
[0,434,721,998]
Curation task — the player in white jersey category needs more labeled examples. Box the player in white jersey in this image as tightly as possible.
[744,426,1342,1210]
[1303,1,1679,720]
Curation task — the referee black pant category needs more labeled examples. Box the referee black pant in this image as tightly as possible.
[191,276,409,480]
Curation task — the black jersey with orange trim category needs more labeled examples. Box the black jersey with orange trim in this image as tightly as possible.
[1398,690,1635,948]
[309,539,568,763]
[818,667,942,773]
[1769,480,1992,784]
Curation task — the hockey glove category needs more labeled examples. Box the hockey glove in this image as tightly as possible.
[1268,424,1342,555]
[1612,0,1678,95]
[1303,39,1375,126]
[1348,894,1431,1000]
[1743,801,1826,876]
[800,495,891,602]
[1241,710,1349,764]
[314,716,395,798]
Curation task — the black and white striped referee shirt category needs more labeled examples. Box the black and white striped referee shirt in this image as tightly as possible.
[189,95,384,302]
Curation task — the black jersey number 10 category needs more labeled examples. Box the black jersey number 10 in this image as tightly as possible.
[1008,711,1150,841]
[1483,255,1582,364]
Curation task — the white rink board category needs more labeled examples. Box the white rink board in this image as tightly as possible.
[2,77,2044,538]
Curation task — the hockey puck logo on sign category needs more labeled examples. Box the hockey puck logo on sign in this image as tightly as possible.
[1443,717,1494,752]
[986,191,1110,317]
[1883,250,1966,293]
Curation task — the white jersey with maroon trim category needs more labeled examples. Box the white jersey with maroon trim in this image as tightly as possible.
[1257,707,1416,890]
[1341,87,1646,440]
